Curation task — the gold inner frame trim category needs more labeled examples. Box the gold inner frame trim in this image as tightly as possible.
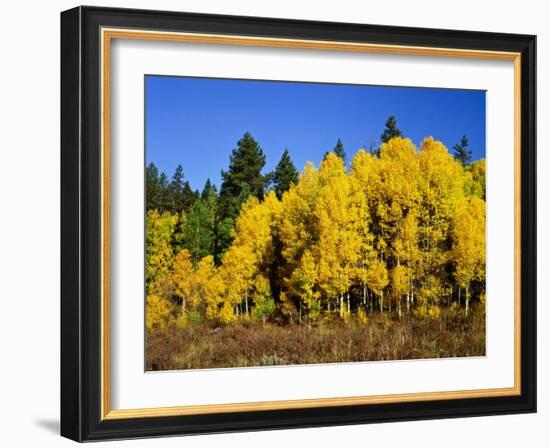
[100,27,522,420]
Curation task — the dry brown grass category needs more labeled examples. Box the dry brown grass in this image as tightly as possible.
[146,306,485,371]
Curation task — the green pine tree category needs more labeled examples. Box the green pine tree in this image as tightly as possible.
[181,197,216,264]
[216,132,267,258]
[453,135,472,166]
[381,116,403,143]
[170,164,186,212]
[272,149,298,199]
[219,132,266,211]
[215,217,235,265]
[181,182,198,212]
[323,138,347,164]
[333,138,346,162]
[158,172,172,212]
[201,178,217,201]
[145,163,161,210]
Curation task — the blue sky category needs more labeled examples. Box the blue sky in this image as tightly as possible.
[145,76,486,192]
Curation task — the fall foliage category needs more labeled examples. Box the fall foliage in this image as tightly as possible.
[145,134,486,337]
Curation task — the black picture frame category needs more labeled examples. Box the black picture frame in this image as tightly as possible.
[61,5,536,442]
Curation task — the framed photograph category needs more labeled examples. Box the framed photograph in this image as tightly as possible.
[60,6,536,442]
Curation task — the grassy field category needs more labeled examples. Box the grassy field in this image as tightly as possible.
[146,305,485,371]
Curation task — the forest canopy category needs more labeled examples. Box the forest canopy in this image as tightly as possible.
[145,128,486,332]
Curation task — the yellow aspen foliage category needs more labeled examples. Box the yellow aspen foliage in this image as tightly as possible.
[416,137,466,297]
[219,244,255,320]
[203,262,225,321]
[391,264,410,317]
[145,209,178,295]
[350,150,376,304]
[192,255,223,316]
[373,137,421,261]
[146,135,486,330]
[219,190,282,321]
[291,248,321,320]
[232,192,279,262]
[366,259,389,312]
[393,211,420,268]
[350,149,380,209]
[465,159,486,199]
[279,163,321,314]
[452,196,486,315]
[172,248,193,315]
[415,274,446,319]
[173,252,225,323]
[145,293,174,332]
[218,302,237,324]
[173,249,225,323]
[316,153,361,311]
[379,139,421,248]
[357,307,369,325]
[417,137,465,239]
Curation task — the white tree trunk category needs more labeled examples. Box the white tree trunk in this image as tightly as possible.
[398,295,402,319]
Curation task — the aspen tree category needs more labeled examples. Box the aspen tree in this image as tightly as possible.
[316,153,360,318]
[219,191,282,321]
[393,211,420,312]
[145,209,177,295]
[417,137,465,309]
[219,244,255,321]
[172,249,193,316]
[279,163,321,315]
[391,264,409,318]
[291,249,321,321]
[146,133,487,329]
[366,259,389,313]
[350,150,376,310]
[145,210,178,329]
[192,255,223,319]
[452,196,486,316]
[145,294,173,332]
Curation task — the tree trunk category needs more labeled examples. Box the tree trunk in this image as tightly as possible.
[379,291,384,314]
[347,293,351,314]
[339,294,344,318]
[363,284,367,306]
[369,289,374,312]
[244,291,249,316]
[398,295,402,319]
